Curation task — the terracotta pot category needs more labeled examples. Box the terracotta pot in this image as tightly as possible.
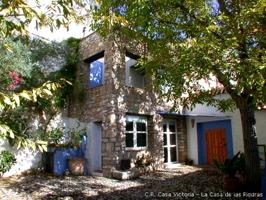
[223,175,240,192]
[68,158,85,175]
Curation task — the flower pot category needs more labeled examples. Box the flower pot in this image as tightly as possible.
[223,175,240,192]
[68,158,85,175]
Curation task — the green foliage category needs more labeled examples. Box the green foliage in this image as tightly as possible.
[0,0,87,39]
[0,0,88,152]
[25,37,81,108]
[45,128,64,145]
[55,37,81,107]
[214,152,245,177]
[0,36,80,152]
[93,1,264,186]
[42,127,86,148]
[92,0,266,111]
[67,128,86,148]
[0,80,69,151]
[0,38,33,91]
[0,150,16,175]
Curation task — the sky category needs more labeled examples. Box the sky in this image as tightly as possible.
[27,0,95,42]
[28,22,92,42]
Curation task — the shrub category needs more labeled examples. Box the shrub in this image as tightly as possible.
[214,152,245,177]
[135,153,154,169]
[0,150,16,175]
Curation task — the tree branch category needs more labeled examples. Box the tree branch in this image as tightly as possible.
[159,3,226,43]
[217,0,233,17]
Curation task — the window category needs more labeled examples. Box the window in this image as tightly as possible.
[125,115,147,148]
[125,56,145,88]
[88,55,104,88]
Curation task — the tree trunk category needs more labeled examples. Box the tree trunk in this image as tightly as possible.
[238,100,261,191]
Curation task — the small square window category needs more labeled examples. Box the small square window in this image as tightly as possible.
[88,56,104,88]
[125,115,148,148]
[170,147,177,162]
[126,121,133,131]
[137,122,146,132]
[170,134,176,145]
[169,122,176,132]
[125,133,134,147]
[137,133,146,147]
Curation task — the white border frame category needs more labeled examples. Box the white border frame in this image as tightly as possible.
[163,119,178,164]
[125,115,148,150]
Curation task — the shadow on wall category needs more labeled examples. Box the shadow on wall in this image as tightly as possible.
[1,166,227,200]
[0,140,42,177]
[0,117,88,177]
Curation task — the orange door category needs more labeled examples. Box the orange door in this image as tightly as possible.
[205,128,227,164]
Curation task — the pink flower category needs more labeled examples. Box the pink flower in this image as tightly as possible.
[6,71,23,90]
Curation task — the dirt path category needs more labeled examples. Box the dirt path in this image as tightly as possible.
[0,166,225,200]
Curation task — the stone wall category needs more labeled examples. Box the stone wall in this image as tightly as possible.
[177,117,188,162]
[70,32,187,177]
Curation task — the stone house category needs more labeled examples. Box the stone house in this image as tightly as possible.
[2,32,265,178]
[68,32,188,177]
[68,32,266,178]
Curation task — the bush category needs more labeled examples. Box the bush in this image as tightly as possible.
[214,152,245,177]
[0,150,16,175]
[135,153,154,169]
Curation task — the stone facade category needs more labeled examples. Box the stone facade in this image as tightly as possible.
[69,32,188,177]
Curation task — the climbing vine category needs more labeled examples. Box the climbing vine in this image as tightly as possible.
[0,37,81,151]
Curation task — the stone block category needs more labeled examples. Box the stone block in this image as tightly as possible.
[112,168,140,180]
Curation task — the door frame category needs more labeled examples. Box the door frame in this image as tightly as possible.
[163,119,178,164]
[87,122,102,174]
[197,119,233,165]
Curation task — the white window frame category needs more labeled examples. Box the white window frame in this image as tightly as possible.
[125,115,148,150]
[163,120,178,164]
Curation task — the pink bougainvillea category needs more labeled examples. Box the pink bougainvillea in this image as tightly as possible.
[6,71,23,90]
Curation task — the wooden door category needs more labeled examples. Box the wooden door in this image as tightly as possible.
[205,128,227,164]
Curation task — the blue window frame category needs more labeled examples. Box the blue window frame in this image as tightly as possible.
[89,57,104,88]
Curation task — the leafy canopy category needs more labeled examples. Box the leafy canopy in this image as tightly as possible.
[93,0,266,111]
[0,0,87,151]
[0,0,88,39]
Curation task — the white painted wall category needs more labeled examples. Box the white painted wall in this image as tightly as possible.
[0,116,88,177]
[0,140,42,177]
[186,103,266,165]
[255,110,266,146]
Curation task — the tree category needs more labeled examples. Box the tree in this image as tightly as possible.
[0,35,81,152]
[0,0,87,151]
[93,0,266,190]
[0,0,87,39]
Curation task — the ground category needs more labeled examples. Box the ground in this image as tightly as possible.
[0,166,226,200]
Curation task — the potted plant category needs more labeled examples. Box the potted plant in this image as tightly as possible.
[214,152,245,192]
[43,127,86,175]
[0,150,16,176]
[67,130,87,175]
